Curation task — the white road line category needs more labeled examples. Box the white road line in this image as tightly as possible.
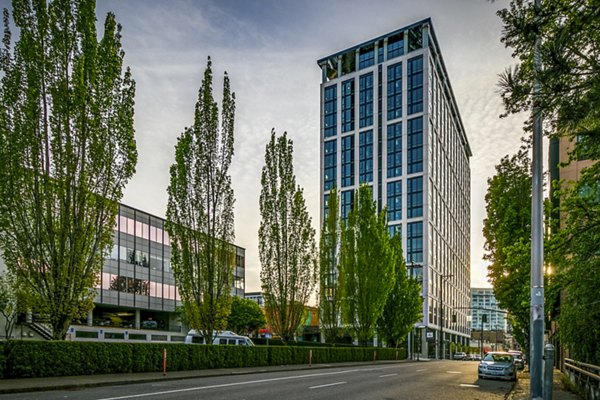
[459,383,480,388]
[379,373,398,378]
[416,368,428,372]
[96,367,384,400]
[309,381,347,389]
[446,371,462,374]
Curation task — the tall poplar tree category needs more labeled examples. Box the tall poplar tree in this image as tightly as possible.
[377,235,423,348]
[319,188,343,344]
[339,184,395,346]
[259,130,317,342]
[0,0,137,339]
[166,57,235,343]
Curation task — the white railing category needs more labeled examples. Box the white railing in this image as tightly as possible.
[564,358,600,400]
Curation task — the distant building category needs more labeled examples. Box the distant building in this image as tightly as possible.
[318,18,471,359]
[245,292,265,307]
[0,203,246,339]
[470,288,507,332]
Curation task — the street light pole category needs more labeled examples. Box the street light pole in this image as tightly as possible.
[438,274,453,360]
[531,0,545,398]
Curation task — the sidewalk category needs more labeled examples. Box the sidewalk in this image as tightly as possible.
[0,360,406,395]
[508,369,582,400]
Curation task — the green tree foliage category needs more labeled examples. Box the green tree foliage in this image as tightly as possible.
[498,0,600,364]
[258,129,317,342]
[549,167,600,364]
[0,0,137,340]
[377,236,423,348]
[166,57,236,344]
[498,0,599,149]
[482,150,532,350]
[339,185,395,346]
[319,188,343,344]
[226,297,266,337]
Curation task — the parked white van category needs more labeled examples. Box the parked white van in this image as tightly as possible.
[184,330,254,346]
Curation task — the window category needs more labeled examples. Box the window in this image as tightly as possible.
[359,73,373,128]
[324,194,330,219]
[407,56,423,115]
[324,86,337,138]
[407,221,423,262]
[324,140,337,190]
[387,33,404,59]
[387,180,402,221]
[359,45,375,69]
[407,176,423,218]
[341,79,355,132]
[387,122,402,178]
[388,224,401,237]
[341,135,354,187]
[407,117,423,174]
[387,63,402,121]
[341,190,353,220]
[359,130,373,183]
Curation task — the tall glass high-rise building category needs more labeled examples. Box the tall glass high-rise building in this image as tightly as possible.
[318,18,471,358]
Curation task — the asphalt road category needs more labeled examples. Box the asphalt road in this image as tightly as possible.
[1,360,515,400]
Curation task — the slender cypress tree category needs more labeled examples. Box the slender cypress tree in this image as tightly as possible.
[0,0,137,339]
[259,130,317,342]
[166,57,235,343]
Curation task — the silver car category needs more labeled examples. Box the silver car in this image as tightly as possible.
[478,352,517,381]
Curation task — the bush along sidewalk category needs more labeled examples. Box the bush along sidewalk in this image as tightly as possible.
[0,340,406,379]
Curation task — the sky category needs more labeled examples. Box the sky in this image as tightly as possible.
[2,0,528,291]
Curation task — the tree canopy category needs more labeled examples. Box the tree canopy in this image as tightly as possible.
[482,150,532,350]
[0,0,137,339]
[319,188,343,344]
[226,297,266,337]
[166,57,236,344]
[258,129,317,342]
[339,184,395,346]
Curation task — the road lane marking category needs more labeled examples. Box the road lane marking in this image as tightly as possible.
[459,384,480,388]
[95,366,401,400]
[379,373,398,378]
[309,381,347,389]
[416,368,428,372]
[446,371,462,374]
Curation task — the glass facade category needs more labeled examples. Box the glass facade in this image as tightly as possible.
[341,135,355,187]
[407,117,423,174]
[341,79,355,132]
[407,56,423,115]
[324,139,337,190]
[319,19,472,355]
[387,122,402,178]
[359,130,373,183]
[359,73,373,128]
[387,180,402,221]
[324,86,337,138]
[387,62,402,121]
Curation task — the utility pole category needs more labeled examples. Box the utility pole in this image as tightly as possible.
[531,0,545,398]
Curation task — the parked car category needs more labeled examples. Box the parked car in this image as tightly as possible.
[453,351,467,360]
[478,351,517,381]
[185,330,255,346]
[508,350,525,370]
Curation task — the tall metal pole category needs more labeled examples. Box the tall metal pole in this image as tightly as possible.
[530,0,545,398]
[439,274,453,359]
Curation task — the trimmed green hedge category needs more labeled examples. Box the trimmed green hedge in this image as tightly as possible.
[0,341,406,379]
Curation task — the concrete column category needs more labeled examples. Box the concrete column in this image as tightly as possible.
[135,309,141,330]
[87,310,93,326]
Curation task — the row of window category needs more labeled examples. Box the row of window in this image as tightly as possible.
[109,245,171,271]
[324,55,423,137]
[98,273,180,300]
[323,116,423,190]
[117,215,171,244]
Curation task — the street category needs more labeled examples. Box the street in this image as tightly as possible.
[1,360,515,400]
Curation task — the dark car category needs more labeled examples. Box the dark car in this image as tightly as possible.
[478,351,517,381]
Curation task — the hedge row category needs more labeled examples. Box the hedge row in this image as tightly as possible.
[0,340,406,379]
